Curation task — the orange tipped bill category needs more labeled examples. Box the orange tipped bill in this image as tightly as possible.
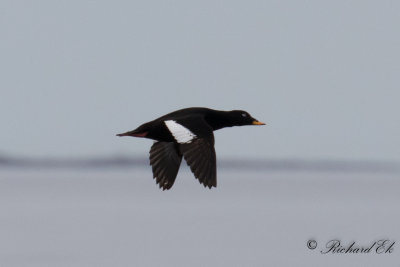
[252,120,266,125]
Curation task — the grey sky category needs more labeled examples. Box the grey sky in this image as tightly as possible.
[1,1,399,161]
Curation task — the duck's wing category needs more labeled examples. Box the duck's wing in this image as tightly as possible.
[180,137,217,189]
[164,116,217,189]
[149,141,182,190]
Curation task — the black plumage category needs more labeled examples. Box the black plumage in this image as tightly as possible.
[117,107,265,190]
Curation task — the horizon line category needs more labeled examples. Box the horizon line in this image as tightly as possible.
[0,154,399,173]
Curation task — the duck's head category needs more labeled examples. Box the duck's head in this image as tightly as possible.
[229,110,266,126]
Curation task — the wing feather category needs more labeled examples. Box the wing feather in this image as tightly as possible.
[180,138,217,189]
[149,142,182,190]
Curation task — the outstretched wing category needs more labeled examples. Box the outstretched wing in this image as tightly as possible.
[149,141,182,190]
[165,116,217,189]
[180,137,217,189]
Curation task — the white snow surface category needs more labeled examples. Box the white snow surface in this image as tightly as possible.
[0,168,399,267]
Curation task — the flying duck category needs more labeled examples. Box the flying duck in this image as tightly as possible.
[117,107,265,190]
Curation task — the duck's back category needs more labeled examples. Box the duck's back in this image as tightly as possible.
[157,107,212,121]
[131,108,213,142]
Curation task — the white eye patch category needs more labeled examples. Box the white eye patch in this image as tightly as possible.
[164,120,197,144]
[242,113,247,117]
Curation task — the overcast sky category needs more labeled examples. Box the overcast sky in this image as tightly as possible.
[1,1,399,161]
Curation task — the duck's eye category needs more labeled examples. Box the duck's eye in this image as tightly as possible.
[242,113,247,117]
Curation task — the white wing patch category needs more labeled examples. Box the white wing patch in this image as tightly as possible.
[164,120,196,144]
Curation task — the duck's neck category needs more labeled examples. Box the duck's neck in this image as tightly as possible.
[205,110,236,131]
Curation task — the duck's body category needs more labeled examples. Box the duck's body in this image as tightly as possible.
[117,107,264,190]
